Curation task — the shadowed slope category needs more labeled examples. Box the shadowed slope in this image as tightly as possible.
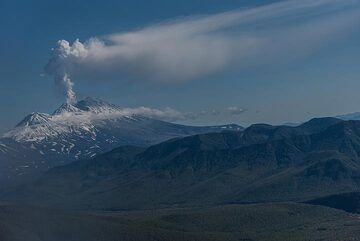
[5,117,360,210]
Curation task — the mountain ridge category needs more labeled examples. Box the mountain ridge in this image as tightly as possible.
[0,97,243,187]
[6,117,360,210]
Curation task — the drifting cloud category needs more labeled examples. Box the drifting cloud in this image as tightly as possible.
[127,107,220,122]
[49,105,235,123]
[117,106,243,122]
[227,106,245,115]
[44,0,360,102]
[121,106,188,122]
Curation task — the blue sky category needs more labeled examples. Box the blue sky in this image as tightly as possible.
[0,0,359,133]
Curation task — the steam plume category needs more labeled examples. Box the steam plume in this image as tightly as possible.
[61,73,76,104]
[44,0,360,103]
[45,39,88,104]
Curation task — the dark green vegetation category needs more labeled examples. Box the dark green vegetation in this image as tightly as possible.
[0,203,359,241]
[5,117,360,210]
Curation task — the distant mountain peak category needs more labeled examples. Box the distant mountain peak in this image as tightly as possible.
[75,97,118,113]
[336,112,360,121]
[1,97,244,181]
[15,112,51,127]
[297,117,342,133]
[52,103,82,116]
[0,97,244,186]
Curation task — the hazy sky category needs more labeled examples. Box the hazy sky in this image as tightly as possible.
[0,0,359,133]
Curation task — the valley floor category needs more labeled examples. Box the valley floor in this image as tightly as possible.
[0,202,359,241]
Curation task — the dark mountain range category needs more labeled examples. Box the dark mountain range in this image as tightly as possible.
[0,97,242,186]
[5,117,360,210]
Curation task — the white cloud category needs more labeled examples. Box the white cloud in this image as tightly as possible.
[52,105,245,123]
[121,106,188,122]
[44,0,360,102]
[227,106,245,115]
[130,107,223,122]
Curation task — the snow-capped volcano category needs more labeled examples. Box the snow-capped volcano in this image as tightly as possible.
[0,97,243,186]
[16,113,52,127]
[4,98,138,142]
[75,97,119,113]
[52,103,83,115]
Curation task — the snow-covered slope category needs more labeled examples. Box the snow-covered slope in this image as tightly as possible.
[336,112,360,121]
[0,97,243,186]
